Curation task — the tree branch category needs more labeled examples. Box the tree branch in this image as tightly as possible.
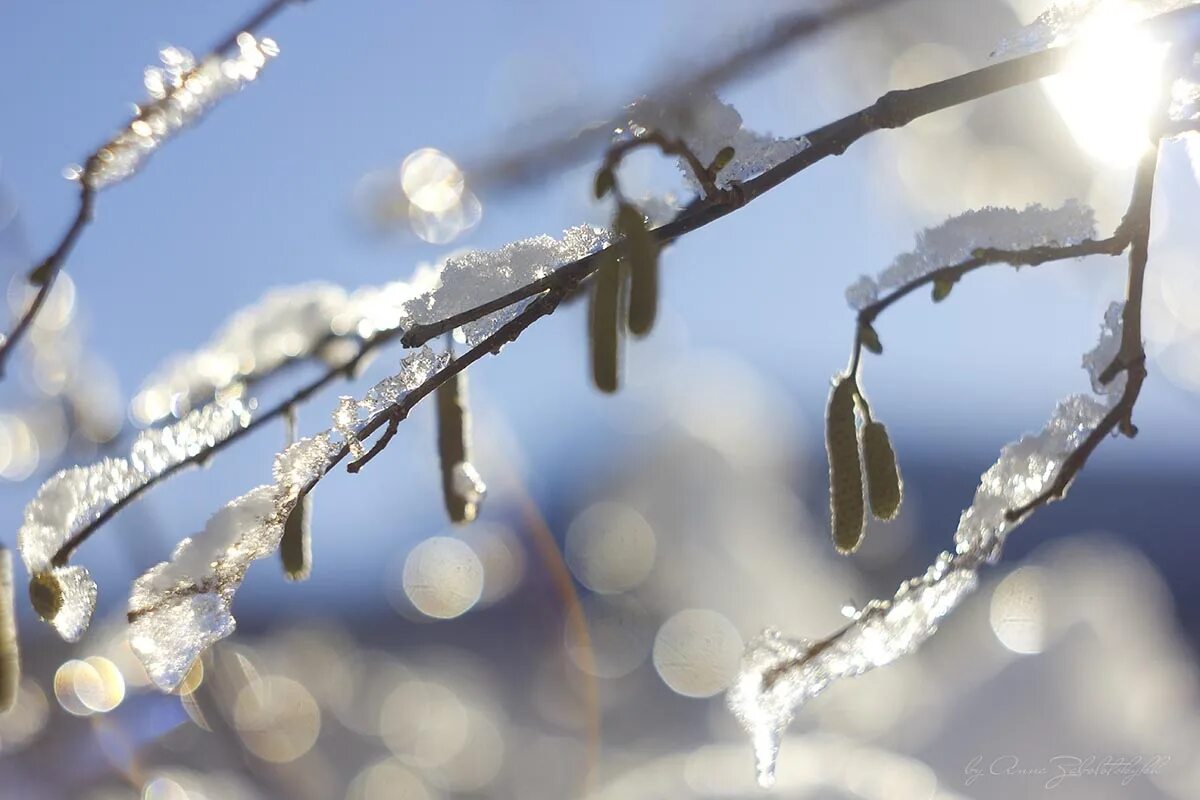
[1005,141,1161,521]
[403,4,1200,350]
[50,331,385,566]
[0,0,303,382]
[49,5,1195,572]
[403,43,1081,348]
[0,182,94,377]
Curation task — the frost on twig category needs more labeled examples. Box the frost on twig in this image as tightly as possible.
[410,226,611,346]
[76,35,279,189]
[135,226,612,426]
[622,92,809,191]
[129,281,430,424]
[128,344,449,690]
[728,302,1127,787]
[17,399,252,641]
[844,201,1096,310]
[127,433,337,691]
[125,214,616,687]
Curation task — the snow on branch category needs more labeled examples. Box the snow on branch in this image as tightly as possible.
[133,225,612,427]
[127,432,338,690]
[19,223,608,647]
[16,4,1184,700]
[0,0,298,379]
[127,343,452,690]
[844,202,1097,310]
[621,93,809,192]
[727,301,1130,788]
[17,400,252,640]
[727,132,1162,786]
[80,34,279,190]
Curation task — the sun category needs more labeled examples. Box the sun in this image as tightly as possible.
[1044,2,1169,165]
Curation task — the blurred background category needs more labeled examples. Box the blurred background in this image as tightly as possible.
[1,0,1199,797]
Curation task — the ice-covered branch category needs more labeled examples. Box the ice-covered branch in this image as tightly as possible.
[126,292,569,689]
[0,0,298,380]
[22,1,1195,695]
[726,141,1163,789]
[400,34,1102,349]
[403,6,1200,350]
[19,225,609,641]
[1007,145,1160,520]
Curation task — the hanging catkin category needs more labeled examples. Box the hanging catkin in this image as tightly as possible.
[862,420,902,521]
[619,203,659,337]
[0,548,19,713]
[826,377,865,553]
[436,371,481,523]
[279,408,312,580]
[588,255,623,393]
[280,494,312,581]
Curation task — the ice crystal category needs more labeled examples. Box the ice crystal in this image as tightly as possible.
[133,284,350,422]
[135,227,605,425]
[17,399,252,640]
[996,0,1198,57]
[622,92,809,191]
[332,396,369,458]
[84,35,279,189]
[728,303,1126,786]
[1082,300,1127,396]
[129,348,456,689]
[129,435,338,691]
[39,566,99,642]
[844,201,1096,310]
[451,462,487,505]
[408,225,612,346]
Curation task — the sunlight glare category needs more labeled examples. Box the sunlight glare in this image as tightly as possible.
[1045,3,1168,165]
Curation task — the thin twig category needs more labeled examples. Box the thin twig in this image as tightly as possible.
[51,5,1197,566]
[404,44,1079,348]
[1005,141,1161,521]
[404,4,1200,349]
[50,330,385,565]
[0,183,94,377]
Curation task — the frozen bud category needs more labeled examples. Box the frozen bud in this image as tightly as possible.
[28,570,64,623]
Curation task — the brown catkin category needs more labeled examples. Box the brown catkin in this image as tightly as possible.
[862,420,903,521]
[588,256,623,393]
[826,377,865,553]
[627,257,658,337]
[280,493,312,581]
[436,372,479,523]
[28,571,63,623]
[619,203,659,337]
[0,548,19,713]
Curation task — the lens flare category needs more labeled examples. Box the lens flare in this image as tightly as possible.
[1045,3,1168,165]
